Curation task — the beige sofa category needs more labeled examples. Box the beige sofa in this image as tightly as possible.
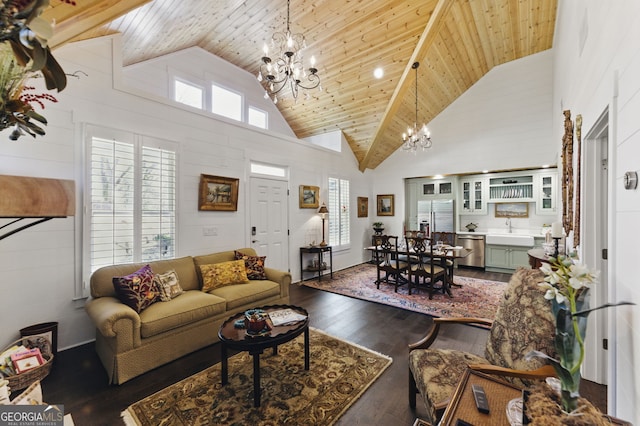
[85,248,291,384]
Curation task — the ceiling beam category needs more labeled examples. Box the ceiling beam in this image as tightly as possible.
[44,0,152,49]
[358,0,454,172]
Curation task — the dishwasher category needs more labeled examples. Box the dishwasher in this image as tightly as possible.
[456,234,485,268]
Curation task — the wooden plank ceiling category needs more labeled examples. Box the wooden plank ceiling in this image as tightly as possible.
[45,0,557,171]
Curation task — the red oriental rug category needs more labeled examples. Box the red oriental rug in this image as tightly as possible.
[301,263,508,321]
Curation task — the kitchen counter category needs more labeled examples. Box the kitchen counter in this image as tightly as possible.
[457,229,546,238]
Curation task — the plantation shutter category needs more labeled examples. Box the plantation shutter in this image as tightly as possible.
[89,137,135,271]
[328,177,350,249]
[87,127,177,276]
[141,144,176,261]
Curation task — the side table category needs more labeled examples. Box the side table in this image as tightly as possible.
[440,368,521,426]
[299,246,333,281]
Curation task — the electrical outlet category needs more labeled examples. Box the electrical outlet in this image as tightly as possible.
[203,227,218,236]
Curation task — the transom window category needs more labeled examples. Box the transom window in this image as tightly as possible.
[248,106,267,129]
[174,79,203,109]
[211,84,242,121]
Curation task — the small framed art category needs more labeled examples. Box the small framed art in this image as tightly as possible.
[357,197,368,217]
[377,194,394,216]
[299,185,320,208]
[198,174,239,211]
[495,202,528,218]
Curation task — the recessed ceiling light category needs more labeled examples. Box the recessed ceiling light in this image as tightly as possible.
[542,164,550,168]
[373,67,384,79]
[482,170,489,173]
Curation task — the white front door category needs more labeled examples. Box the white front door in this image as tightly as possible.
[250,177,289,272]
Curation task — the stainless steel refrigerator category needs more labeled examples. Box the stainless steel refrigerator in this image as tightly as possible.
[416,199,455,234]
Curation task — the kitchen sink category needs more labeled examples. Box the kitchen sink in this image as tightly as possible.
[485,234,534,246]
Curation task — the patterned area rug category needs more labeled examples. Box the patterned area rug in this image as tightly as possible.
[302,263,508,320]
[122,328,392,426]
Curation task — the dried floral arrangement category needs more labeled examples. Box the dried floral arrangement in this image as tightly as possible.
[0,0,75,139]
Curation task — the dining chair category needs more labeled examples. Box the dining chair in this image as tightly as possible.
[431,231,456,284]
[405,236,447,298]
[374,235,409,292]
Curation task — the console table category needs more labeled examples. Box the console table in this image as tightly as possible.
[299,246,333,281]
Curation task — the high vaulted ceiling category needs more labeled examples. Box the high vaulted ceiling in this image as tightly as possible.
[44,0,557,171]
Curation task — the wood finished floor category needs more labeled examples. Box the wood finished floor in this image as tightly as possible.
[40,266,605,425]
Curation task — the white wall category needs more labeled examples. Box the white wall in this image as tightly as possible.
[553,1,640,422]
[0,35,372,350]
[121,46,295,138]
[370,50,556,236]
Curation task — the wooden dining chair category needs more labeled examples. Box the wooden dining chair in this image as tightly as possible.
[405,236,447,298]
[431,231,456,283]
[374,235,409,292]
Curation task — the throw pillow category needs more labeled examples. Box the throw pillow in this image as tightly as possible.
[154,269,184,301]
[112,264,160,313]
[234,250,267,280]
[200,260,249,292]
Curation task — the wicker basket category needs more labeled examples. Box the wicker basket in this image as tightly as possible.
[3,339,54,392]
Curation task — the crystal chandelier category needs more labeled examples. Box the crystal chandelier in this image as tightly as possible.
[402,62,432,153]
[257,0,321,104]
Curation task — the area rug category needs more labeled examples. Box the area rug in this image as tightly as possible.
[121,328,392,426]
[302,263,508,320]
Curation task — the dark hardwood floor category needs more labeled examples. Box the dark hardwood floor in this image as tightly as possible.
[38,266,604,425]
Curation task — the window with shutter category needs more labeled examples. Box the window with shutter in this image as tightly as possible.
[86,126,177,277]
[328,177,350,249]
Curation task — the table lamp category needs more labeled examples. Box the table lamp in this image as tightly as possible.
[318,203,329,246]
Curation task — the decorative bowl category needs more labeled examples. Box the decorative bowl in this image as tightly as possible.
[245,309,267,332]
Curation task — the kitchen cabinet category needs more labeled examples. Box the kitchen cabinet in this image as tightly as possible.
[488,174,534,202]
[421,180,454,197]
[485,244,532,272]
[535,171,558,215]
[460,177,487,215]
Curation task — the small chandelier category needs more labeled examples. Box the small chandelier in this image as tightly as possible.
[402,62,432,153]
[257,0,321,104]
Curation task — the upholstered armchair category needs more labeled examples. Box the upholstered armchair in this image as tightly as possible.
[408,267,557,424]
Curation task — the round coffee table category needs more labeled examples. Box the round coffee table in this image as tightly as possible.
[217,304,310,407]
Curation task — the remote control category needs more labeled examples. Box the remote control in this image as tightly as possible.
[471,384,490,414]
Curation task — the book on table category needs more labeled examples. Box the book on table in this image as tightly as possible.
[269,308,307,326]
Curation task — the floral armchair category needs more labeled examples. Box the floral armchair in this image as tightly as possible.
[408,267,557,424]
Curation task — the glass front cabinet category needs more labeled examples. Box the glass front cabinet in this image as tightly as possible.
[460,177,487,215]
[535,171,558,215]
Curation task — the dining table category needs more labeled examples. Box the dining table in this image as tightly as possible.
[365,244,473,297]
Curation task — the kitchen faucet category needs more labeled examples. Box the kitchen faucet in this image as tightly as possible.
[506,218,512,233]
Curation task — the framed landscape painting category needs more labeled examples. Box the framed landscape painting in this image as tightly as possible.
[299,185,320,208]
[495,202,528,218]
[357,197,368,217]
[198,174,239,211]
[377,194,394,216]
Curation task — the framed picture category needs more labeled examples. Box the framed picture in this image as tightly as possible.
[495,202,529,218]
[377,194,394,216]
[299,185,319,208]
[198,174,239,211]
[357,197,368,217]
